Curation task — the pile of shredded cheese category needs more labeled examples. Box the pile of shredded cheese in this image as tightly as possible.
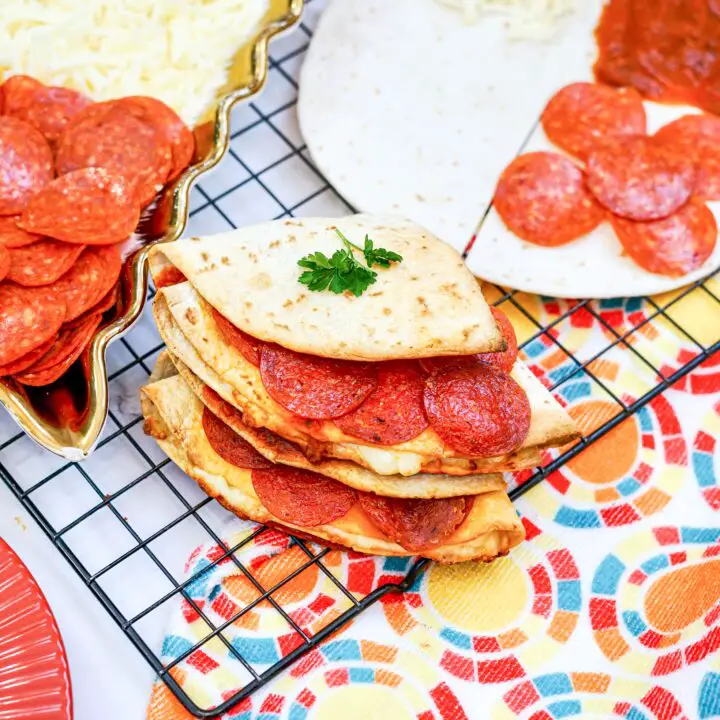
[434,0,574,39]
[0,0,268,127]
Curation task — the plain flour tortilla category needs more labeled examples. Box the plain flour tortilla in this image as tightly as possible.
[299,0,718,297]
[149,214,503,360]
[298,0,601,252]
[141,369,525,563]
[152,281,579,476]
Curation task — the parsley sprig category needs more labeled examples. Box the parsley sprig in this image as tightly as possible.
[297,228,403,297]
[339,231,404,269]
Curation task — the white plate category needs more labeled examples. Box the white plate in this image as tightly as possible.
[301,0,720,297]
[466,102,720,298]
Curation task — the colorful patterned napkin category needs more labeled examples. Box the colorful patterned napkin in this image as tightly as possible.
[147,278,720,719]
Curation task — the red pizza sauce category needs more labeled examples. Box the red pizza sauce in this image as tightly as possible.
[594,0,720,114]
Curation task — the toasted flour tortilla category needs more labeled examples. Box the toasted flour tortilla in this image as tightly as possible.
[151,351,507,498]
[149,214,503,360]
[298,0,601,252]
[141,369,525,563]
[153,282,578,475]
[466,101,720,298]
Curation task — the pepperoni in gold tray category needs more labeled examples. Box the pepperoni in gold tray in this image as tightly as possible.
[0,73,195,388]
[141,216,581,562]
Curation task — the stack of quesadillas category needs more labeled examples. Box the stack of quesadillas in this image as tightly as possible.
[142,215,578,562]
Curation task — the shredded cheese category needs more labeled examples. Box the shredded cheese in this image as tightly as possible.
[0,0,268,127]
[434,0,574,39]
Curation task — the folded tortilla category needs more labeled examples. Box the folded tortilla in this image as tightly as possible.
[152,350,506,498]
[141,365,525,563]
[148,214,504,360]
[153,282,578,476]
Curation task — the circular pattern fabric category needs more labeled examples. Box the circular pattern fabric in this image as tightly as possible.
[490,670,687,719]
[257,639,466,720]
[157,526,384,711]
[521,379,687,530]
[698,653,720,719]
[590,525,720,676]
[592,288,720,396]
[380,518,581,684]
[520,313,671,404]
[692,401,720,511]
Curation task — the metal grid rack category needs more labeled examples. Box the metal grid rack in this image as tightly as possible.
[1,3,720,717]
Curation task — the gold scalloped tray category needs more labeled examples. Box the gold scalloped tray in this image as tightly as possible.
[0,0,304,460]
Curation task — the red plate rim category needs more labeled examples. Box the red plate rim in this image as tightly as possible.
[0,537,73,720]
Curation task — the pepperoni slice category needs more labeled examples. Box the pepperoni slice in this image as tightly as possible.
[203,385,303,458]
[7,240,84,287]
[359,493,470,551]
[477,308,519,373]
[0,335,57,376]
[0,284,66,365]
[421,307,519,375]
[10,86,94,145]
[251,466,356,527]
[260,345,378,420]
[0,116,54,216]
[542,83,647,160]
[154,266,187,289]
[611,199,717,277]
[202,406,272,469]
[333,360,428,445]
[586,134,695,220]
[0,75,44,116]
[494,152,605,246]
[419,355,480,375]
[20,168,140,244]
[50,245,122,322]
[654,114,720,201]
[0,216,41,248]
[56,101,172,207]
[15,313,102,387]
[115,97,194,181]
[85,286,119,318]
[0,245,9,282]
[212,308,265,366]
[424,364,531,457]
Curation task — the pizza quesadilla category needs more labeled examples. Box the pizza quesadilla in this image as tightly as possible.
[141,358,524,563]
[152,279,575,476]
[151,214,503,360]
[143,214,579,563]
[164,352,508,498]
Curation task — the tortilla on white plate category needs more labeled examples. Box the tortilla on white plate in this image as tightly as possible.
[466,101,720,299]
[298,0,601,252]
[301,0,719,298]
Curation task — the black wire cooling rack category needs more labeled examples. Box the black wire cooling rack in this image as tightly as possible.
[1,4,720,718]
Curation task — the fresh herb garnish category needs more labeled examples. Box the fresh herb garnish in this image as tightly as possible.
[337,230,404,269]
[297,228,403,297]
[297,248,377,297]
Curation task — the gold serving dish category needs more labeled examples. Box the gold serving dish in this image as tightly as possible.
[0,0,304,460]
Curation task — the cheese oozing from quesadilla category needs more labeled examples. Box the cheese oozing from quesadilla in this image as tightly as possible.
[141,364,525,562]
[158,351,508,499]
[152,281,577,476]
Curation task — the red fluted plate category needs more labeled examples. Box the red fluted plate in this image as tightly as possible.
[0,539,72,720]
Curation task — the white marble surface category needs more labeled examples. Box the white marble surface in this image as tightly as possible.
[0,486,154,720]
